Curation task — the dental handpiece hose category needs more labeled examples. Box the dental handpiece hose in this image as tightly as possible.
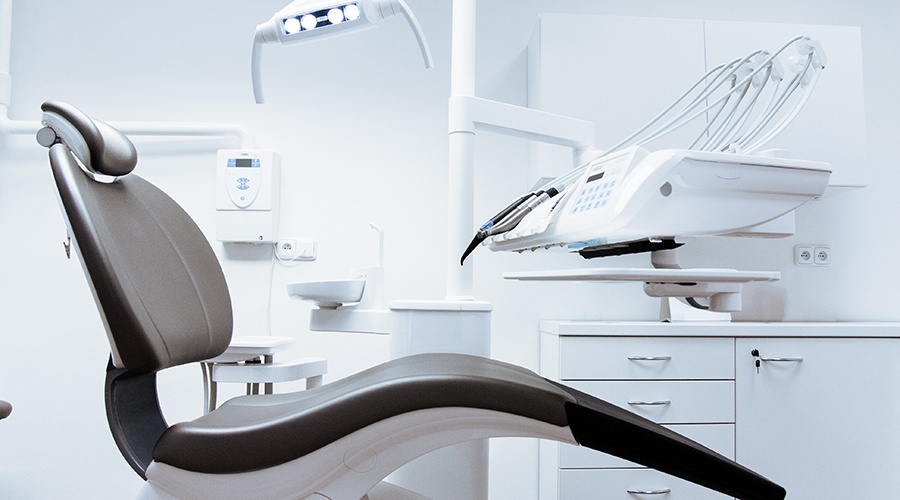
[485,188,557,236]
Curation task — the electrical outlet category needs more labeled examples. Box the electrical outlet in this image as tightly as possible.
[814,246,831,266]
[276,239,316,261]
[794,245,814,265]
[794,245,830,266]
[276,239,298,260]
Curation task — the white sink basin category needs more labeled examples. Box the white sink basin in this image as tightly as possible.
[287,279,366,309]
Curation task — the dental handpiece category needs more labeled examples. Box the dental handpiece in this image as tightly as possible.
[459,188,559,265]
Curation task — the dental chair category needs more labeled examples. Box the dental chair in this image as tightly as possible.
[37,100,786,500]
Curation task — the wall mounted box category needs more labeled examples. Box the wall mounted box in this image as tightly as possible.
[215,149,281,243]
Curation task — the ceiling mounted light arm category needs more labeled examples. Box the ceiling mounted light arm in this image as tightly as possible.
[384,0,434,70]
[251,0,433,104]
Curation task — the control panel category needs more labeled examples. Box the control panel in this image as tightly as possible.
[565,148,633,218]
[216,149,280,243]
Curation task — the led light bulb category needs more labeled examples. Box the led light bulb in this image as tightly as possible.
[283,17,302,34]
[300,13,318,31]
[343,4,360,21]
[327,8,344,25]
[252,0,435,104]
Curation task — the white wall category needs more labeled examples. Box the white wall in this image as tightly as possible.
[0,0,896,498]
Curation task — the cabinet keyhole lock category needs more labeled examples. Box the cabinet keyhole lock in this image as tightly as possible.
[750,348,803,375]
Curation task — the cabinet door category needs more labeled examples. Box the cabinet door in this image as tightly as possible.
[735,338,900,499]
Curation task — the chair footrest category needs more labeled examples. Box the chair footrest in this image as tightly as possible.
[211,357,327,383]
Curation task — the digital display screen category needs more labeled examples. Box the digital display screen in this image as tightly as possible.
[235,158,254,168]
[587,171,605,183]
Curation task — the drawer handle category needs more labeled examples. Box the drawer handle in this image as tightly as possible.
[627,355,672,361]
[626,488,671,495]
[752,349,803,374]
[627,400,671,406]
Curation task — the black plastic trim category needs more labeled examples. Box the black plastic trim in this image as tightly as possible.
[553,381,786,500]
[579,238,682,259]
[105,358,168,479]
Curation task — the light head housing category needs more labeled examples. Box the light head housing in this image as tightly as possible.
[251,0,433,103]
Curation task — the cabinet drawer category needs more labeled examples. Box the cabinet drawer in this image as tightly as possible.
[558,469,732,499]
[558,337,733,380]
[559,423,734,469]
[569,380,735,424]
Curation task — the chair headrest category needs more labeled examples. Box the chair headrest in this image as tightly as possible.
[37,101,137,178]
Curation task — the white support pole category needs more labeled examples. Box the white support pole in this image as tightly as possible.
[446,0,477,300]
[0,0,11,76]
[450,0,476,98]
[446,131,476,299]
[387,2,490,498]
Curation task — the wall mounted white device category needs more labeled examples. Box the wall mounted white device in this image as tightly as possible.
[216,149,281,243]
[251,0,433,104]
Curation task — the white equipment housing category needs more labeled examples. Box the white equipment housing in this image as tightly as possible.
[486,146,831,254]
[216,149,281,243]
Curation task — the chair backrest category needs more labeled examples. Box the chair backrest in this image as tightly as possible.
[41,101,233,375]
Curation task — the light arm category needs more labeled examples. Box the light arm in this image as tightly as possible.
[392,0,433,69]
[250,0,433,104]
[251,30,266,104]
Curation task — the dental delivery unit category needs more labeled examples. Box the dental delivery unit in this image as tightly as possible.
[464,36,831,313]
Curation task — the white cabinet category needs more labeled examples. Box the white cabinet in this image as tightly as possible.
[540,322,900,500]
[540,331,735,499]
[735,338,900,499]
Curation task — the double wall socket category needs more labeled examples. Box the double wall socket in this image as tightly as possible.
[794,245,830,266]
[276,239,316,261]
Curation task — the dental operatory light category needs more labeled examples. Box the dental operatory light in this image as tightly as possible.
[251,0,434,104]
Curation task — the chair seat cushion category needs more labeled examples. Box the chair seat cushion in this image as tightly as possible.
[153,353,574,474]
